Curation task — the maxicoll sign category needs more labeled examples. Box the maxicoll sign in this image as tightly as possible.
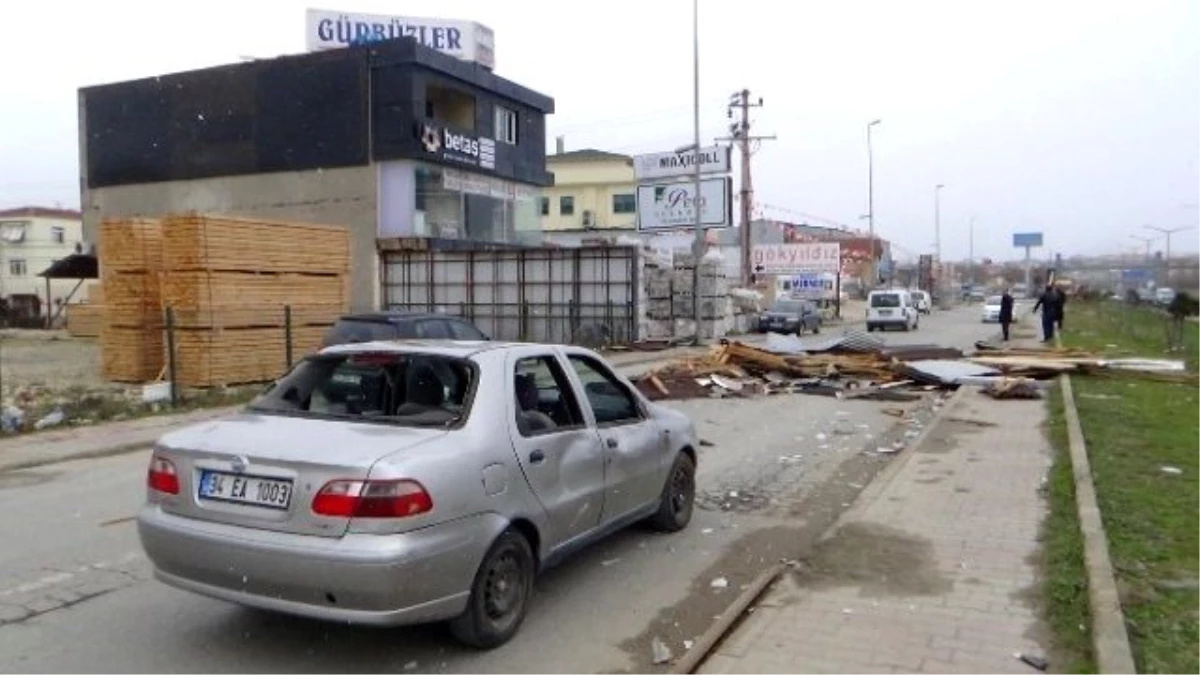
[419,123,496,171]
[633,146,731,181]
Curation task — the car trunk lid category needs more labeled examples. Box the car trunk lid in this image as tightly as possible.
[150,412,447,537]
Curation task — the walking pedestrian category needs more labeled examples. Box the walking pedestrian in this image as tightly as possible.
[1053,284,1067,331]
[999,288,1015,341]
[1032,284,1059,343]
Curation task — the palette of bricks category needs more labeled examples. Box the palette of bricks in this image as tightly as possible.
[97,213,350,387]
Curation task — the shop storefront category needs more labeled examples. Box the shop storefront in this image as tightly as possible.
[414,164,540,243]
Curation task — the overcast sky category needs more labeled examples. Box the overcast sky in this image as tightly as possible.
[1,0,1196,261]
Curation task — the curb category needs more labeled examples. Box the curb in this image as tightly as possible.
[678,385,972,674]
[1055,331,1137,672]
[669,562,788,675]
[0,440,154,473]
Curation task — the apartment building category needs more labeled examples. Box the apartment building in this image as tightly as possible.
[540,145,637,233]
[0,207,85,319]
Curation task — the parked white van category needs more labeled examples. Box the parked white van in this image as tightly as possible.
[866,289,920,332]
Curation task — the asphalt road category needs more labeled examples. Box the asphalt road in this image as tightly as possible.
[0,305,1000,673]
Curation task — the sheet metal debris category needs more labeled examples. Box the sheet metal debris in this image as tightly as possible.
[634,338,1195,404]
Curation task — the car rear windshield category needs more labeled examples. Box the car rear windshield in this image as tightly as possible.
[248,352,475,427]
[870,294,901,308]
[986,296,1003,305]
[773,300,805,314]
[323,319,397,346]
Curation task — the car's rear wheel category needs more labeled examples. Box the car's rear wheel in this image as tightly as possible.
[449,529,535,649]
[648,452,696,532]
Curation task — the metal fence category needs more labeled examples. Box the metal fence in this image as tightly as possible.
[380,244,640,347]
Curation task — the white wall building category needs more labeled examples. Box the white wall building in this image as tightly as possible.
[0,207,87,319]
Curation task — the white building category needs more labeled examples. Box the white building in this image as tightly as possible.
[0,207,87,321]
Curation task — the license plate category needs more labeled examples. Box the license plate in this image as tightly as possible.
[198,470,293,510]
[879,310,893,316]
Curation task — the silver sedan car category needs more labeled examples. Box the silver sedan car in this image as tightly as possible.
[137,341,698,649]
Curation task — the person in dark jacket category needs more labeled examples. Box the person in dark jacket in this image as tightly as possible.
[998,289,1015,341]
[1032,284,1059,342]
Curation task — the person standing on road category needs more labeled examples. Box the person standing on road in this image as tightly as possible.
[1053,284,1067,331]
[1032,284,1060,343]
[999,288,1015,341]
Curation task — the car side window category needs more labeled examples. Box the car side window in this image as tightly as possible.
[448,319,486,340]
[415,319,452,339]
[567,355,642,426]
[514,356,584,437]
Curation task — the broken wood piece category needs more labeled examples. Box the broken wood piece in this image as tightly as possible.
[647,375,671,397]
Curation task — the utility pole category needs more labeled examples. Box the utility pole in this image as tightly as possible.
[866,120,881,289]
[717,89,775,286]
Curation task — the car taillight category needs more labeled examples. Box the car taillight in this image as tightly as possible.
[311,479,433,518]
[147,456,180,495]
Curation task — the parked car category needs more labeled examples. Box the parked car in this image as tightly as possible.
[322,311,489,348]
[981,295,1003,323]
[757,298,822,335]
[865,289,919,332]
[910,290,932,315]
[137,341,698,649]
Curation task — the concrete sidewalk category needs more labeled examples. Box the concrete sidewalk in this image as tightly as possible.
[699,358,1055,673]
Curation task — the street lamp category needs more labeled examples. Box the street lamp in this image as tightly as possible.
[1143,224,1193,286]
[968,215,977,286]
[934,184,945,297]
[866,119,881,288]
[1129,234,1155,260]
[690,0,704,342]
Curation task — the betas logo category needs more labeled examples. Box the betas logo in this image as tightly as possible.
[442,129,479,157]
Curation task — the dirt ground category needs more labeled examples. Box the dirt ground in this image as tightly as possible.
[0,331,105,393]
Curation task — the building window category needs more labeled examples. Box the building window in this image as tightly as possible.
[612,194,636,214]
[51,226,65,244]
[495,105,519,145]
[560,196,575,216]
[9,259,27,277]
[539,197,550,216]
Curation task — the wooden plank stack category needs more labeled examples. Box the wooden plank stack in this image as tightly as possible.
[66,281,106,338]
[95,213,351,388]
[98,218,165,381]
[159,213,350,387]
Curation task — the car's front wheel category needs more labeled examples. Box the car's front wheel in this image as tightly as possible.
[648,452,696,532]
[449,529,535,649]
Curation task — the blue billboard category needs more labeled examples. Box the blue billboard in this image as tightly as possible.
[1012,232,1044,248]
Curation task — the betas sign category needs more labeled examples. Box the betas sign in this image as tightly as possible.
[419,123,496,171]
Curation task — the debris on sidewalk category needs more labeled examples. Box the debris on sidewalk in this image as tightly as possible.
[981,378,1043,400]
[651,637,673,664]
[1015,652,1049,671]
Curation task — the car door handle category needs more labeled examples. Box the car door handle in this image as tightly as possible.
[605,438,619,449]
[529,450,545,464]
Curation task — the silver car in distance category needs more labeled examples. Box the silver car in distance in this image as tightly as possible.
[137,340,699,649]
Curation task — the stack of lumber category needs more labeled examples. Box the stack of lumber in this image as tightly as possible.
[67,281,107,338]
[98,218,165,381]
[160,213,350,387]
